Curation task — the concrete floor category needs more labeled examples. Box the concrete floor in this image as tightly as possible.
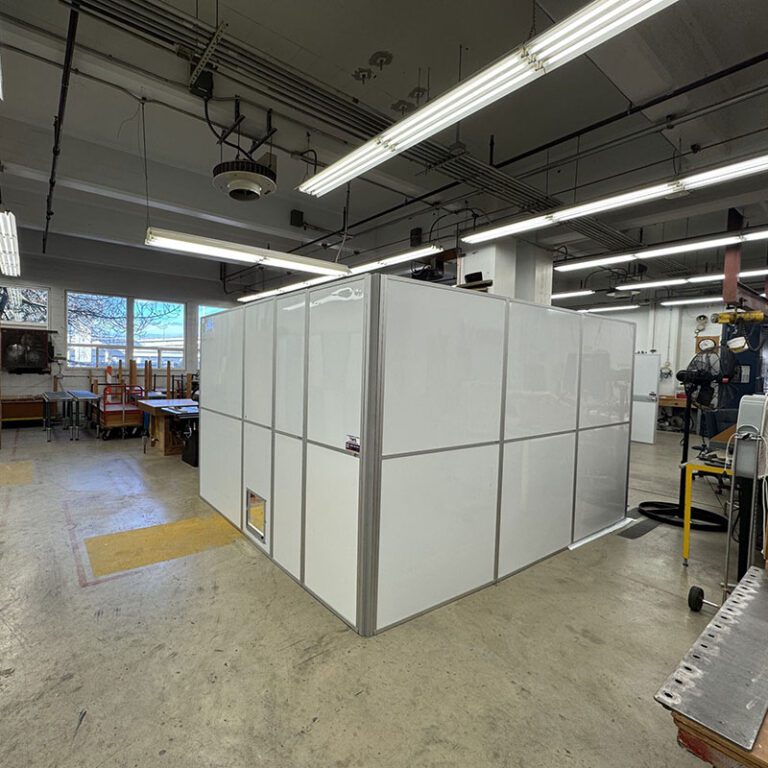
[0,426,731,767]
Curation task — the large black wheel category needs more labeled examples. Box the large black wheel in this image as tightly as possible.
[688,585,705,612]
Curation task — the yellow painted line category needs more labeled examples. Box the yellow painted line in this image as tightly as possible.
[0,460,34,487]
[84,514,241,577]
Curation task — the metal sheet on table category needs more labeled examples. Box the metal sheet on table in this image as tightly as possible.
[656,567,768,750]
[42,391,73,402]
[66,390,101,401]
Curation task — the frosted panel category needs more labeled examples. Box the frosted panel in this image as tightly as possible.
[574,423,630,541]
[506,304,579,439]
[272,433,303,578]
[307,280,366,451]
[199,408,242,527]
[377,445,498,630]
[275,295,306,437]
[243,423,272,550]
[243,301,274,426]
[579,316,634,428]
[200,308,243,418]
[499,433,575,577]
[304,444,359,624]
[382,280,505,455]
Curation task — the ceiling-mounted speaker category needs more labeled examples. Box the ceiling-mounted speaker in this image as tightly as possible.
[213,153,277,201]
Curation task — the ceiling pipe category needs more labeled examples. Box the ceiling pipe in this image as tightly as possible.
[42,1,80,253]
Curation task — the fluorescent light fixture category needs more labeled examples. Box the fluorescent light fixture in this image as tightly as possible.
[554,253,637,272]
[465,155,768,245]
[577,304,640,313]
[145,228,350,277]
[299,0,680,197]
[237,246,443,302]
[0,211,20,277]
[660,297,724,306]
[687,273,725,284]
[739,268,768,278]
[616,278,687,291]
[551,289,595,300]
[554,227,768,273]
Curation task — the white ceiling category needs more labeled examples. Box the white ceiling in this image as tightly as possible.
[0,0,767,302]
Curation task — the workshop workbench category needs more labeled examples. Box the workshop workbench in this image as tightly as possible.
[136,398,197,455]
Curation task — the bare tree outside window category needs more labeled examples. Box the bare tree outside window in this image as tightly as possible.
[0,286,48,327]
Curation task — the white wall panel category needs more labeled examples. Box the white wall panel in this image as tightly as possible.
[307,280,366,451]
[243,422,272,551]
[200,308,244,418]
[272,433,303,578]
[304,444,359,625]
[579,316,634,429]
[199,408,242,527]
[506,304,579,439]
[275,295,305,437]
[573,423,630,541]
[243,300,274,426]
[381,280,506,455]
[499,433,575,577]
[376,445,498,630]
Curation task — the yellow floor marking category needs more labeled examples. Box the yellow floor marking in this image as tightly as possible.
[84,514,240,577]
[0,460,34,487]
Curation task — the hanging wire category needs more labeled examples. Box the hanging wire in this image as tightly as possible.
[527,0,538,40]
[140,99,151,230]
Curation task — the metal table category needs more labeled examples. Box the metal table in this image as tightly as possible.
[66,389,101,440]
[41,391,74,442]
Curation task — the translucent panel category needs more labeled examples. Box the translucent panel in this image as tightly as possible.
[67,292,127,346]
[579,315,634,428]
[381,279,505,455]
[304,443,359,625]
[199,409,242,527]
[573,423,630,541]
[506,303,579,438]
[134,299,184,349]
[499,433,575,577]
[376,444,498,630]
[199,308,243,418]
[307,280,366,450]
[0,286,48,326]
[275,295,305,436]
[243,300,274,426]
[272,433,302,578]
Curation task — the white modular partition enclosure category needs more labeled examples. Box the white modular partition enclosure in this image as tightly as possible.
[199,275,635,635]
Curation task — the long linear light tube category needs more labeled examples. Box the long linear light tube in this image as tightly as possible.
[237,246,443,302]
[551,289,595,300]
[660,297,724,307]
[145,228,350,277]
[617,267,768,291]
[577,304,640,313]
[464,154,768,245]
[554,227,768,273]
[0,211,20,277]
[299,0,679,197]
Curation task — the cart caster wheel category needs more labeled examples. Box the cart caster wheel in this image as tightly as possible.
[688,586,705,613]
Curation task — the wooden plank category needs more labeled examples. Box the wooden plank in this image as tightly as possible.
[673,713,768,768]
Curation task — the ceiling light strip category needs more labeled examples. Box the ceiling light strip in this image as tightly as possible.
[0,211,20,277]
[299,0,680,197]
[464,154,768,245]
[553,227,768,272]
[237,246,443,302]
[551,289,595,300]
[144,228,350,276]
[577,304,640,313]
[659,297,724,306]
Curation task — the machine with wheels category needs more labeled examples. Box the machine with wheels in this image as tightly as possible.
[688,394,768,612]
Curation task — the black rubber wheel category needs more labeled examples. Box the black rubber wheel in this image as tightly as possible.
[688,585,705,612]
